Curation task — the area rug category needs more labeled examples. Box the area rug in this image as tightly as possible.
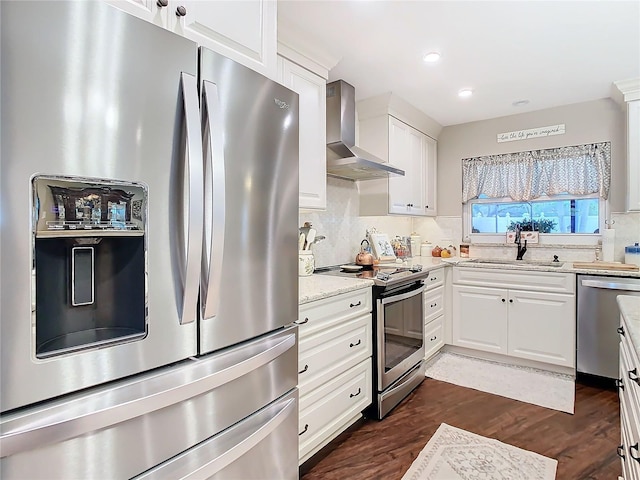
[401,423,557,480]
[424,352,575,414]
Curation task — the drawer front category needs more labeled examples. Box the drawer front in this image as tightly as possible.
[453,266,575,294]
[424,286,444,325]
[424,268,444,290]
[298,288,371,337]
[424,318,444,360]
[298,314,372,396]
[299,359,372,462]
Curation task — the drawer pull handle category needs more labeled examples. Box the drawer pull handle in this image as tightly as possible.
[430,303,437,308]
[617,326,625,336]
[349,301,362,308]
[430,336,437,341]
[298,364,308,374]
[617,445,626,460]
[349,388,361,398]
[294,317,309,325]
[630,443,640,463]
[616,378,625,390]
[349,339,362,348]
[299,424,309,436]
[628,368,640,385]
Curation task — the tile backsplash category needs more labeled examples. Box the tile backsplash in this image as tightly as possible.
[301,177,640,267]
[299,177,411,268]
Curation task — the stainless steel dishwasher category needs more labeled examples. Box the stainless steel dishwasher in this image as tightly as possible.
[577,274,640,379]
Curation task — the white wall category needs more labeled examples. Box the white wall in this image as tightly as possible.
[437,98,627,214]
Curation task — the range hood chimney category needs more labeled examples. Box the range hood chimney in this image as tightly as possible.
[326,80,404,181]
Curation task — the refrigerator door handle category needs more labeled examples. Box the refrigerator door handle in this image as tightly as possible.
[201,80,226,321]
[0,328,296,458]
[179,72,204,325]
[134,393,297,479]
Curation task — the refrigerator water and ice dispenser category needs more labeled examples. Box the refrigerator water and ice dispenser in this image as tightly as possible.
[32,175,148,358]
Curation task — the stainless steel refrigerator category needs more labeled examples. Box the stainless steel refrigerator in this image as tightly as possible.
[0,2,299,478]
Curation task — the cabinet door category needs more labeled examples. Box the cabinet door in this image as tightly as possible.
[423,135,437,216]
[388,117,424,216]
[452,285,507,354]
[104,0,168,27]
[278,57,326,210]
[171,0,276,78]
[628,99,640,211]
[507,290,576,367]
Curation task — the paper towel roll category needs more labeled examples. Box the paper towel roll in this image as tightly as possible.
[602,228,615,262]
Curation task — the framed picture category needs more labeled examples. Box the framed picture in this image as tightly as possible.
[369,233,396,260]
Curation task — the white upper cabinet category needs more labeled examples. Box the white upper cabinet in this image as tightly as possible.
[359,115,437,217]
[388,117,425,215]
[627,99,639,211]
[105,0,277,78]
[277,56,327,210]
[357,94,440,217]
[614,78,640,212]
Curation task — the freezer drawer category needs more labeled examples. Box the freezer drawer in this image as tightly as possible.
[0,327,297,479]
[135,389,298,480]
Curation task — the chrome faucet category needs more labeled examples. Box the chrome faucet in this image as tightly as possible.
[514,223,527,260]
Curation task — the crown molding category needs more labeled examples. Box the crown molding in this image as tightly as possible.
[613,78,640,103]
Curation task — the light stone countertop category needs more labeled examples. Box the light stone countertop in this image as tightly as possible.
[448,257,640,278]
[618,296,640,359]
[299,275,373,305]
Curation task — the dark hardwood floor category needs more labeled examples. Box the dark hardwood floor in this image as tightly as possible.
[301,378,620,480]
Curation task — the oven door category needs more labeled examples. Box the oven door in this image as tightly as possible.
[376,281,426,391]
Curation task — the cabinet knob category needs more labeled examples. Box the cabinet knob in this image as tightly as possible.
[501,298,506,302]
[630,443,640,463]
[176,5,187,16]
[156,0,168,7]
[299,424,309,436]
[425,205,429,209]
[509,299,513,303]
[628,367,640,385]
[298,364,308,374]
[617,445,626,459]
[618,326,625,336]
[616,378,625,390]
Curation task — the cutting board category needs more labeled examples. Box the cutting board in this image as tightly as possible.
[572,261,639,271]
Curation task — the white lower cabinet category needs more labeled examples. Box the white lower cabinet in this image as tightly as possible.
[452,267,575,368]
[618,312,640,479]
[423,268,445,360]
[298,358,372,464]
[297,287,373,465]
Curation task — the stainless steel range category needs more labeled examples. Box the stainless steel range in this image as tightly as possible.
[318,264,427,418]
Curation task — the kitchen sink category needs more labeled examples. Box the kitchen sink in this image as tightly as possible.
[468,259,564,267]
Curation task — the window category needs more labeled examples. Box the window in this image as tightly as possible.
[469,194,601,232]
[462,142,610,244]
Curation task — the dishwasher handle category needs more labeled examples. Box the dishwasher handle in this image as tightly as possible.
[580,279,640,292]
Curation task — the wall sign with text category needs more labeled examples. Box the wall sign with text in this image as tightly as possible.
[497,124,565,143]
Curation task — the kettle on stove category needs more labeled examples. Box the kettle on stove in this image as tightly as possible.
[355,239,375,267]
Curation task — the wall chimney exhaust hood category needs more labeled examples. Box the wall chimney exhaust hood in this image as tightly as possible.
[326,80,405,181]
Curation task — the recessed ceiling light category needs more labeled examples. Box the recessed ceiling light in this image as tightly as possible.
[512,99,530,107]
[458,89,473,98]
[423,52,441,63]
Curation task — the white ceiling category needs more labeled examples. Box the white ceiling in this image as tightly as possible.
[277,1,640,127]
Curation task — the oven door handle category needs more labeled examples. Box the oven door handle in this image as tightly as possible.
[380,284,426,305]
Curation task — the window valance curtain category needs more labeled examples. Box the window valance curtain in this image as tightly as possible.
[461,142,611,203]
